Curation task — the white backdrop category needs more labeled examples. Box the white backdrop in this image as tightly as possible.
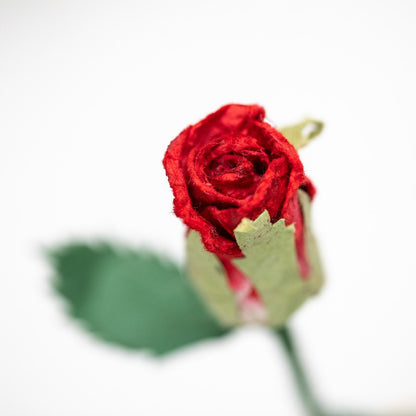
[1,1,416,415]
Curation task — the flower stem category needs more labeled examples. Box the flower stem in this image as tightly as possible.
[275,326,324,416]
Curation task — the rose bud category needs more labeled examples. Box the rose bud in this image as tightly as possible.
[163,104,324,327]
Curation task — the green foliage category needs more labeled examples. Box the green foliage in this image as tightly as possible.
[184,190,324,328]
[234,191,324,327]
[280,118,324,149]
[186,231,240,326]
[49,243,230,355]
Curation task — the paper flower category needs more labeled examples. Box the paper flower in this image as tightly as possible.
[49,110,393,416]
[163,104,324,326]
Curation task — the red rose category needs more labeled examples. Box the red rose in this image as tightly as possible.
[163,104,315,277]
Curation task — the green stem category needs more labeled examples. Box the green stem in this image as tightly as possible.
[276,326,324,416]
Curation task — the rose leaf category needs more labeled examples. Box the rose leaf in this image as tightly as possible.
[48,243,231,355]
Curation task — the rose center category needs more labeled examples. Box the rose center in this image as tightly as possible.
[205,152,267,200]
[208,154,247,175]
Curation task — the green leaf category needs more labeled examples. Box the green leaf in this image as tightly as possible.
[280,118,324,149]
[48,243,230,355]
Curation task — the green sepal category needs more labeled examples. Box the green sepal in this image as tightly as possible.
[49,243,230,355]
[186,231,240,326]
[280,118,324,149]
[233,190,324,326]
[185,190,324,327]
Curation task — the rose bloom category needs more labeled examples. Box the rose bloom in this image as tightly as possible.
[163,104,316,320]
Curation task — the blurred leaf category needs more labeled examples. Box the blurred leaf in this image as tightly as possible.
[280,118,324,149]
[49,243,230,355]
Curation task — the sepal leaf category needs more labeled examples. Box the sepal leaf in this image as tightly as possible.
[280,118,324,149]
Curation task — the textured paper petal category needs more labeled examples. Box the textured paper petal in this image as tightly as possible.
[49,243,230,355]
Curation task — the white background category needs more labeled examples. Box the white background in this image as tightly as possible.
[1,1,416,415]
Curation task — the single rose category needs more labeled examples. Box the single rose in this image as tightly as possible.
[163,103,315,277]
